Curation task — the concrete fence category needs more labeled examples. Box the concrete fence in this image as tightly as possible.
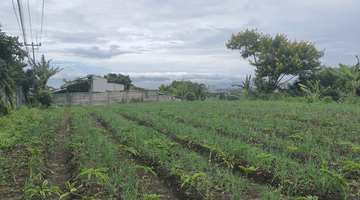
[53,90,181,106]
[0,83,25,108]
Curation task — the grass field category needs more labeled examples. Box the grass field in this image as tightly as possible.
[0,100,359,200]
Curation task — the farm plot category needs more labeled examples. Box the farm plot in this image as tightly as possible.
[95,100,360,200]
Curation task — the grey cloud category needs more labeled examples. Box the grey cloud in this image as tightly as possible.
[65,45,132,59]
[50,31,107,44]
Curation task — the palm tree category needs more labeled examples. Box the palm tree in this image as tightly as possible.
[330,55,360,96]
[28,55,63,94]
[230,74,254,100]
[172,82,196,101]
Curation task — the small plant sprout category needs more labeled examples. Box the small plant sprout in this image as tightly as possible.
[314,139,325,144]
[30,140,44,146]
[319,169,348,194]
[343,161,360,171]
[20,156,43,179]
[181,172,206,199]
[176,134,189,141]
[174,116,184,120]
[233,146,250,156]
[76,168,109,196]
[286,145,299,152]
[338,142,352,147]
[352,147,360,152]
[218,152,237,169]
[143,194,164,200]
[255,154,272,168]
[114,145,139,156]
[133,165,158,178]
[68,142,84,149]
[290,133,304,140]
[59,181,82,199]
[239,166,256,179]
[26,147,41,158]
[202,144,221,166]
[24,180,61,199]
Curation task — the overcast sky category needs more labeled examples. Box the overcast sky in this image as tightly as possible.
[1,0,359,89]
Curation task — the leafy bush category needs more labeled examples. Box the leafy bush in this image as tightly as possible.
[38,91,53,107]
[0,92,11,116]
[321,96,334,103]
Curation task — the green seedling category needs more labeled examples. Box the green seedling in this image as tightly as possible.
[202,144,221,166]
[59,181,82,199]
[352,147,360,152]
[218,152,237,169]
[338,142,352,147]
[239,166,256,179]
[24,180,61,199]
[30,141,44,146]
[319,169,348,194]
[176,135,189,141]
[77,168,109,196]
[133,165,158,178]
[68,142,84,149]
[114,145,139,156]
[174,116,184,120]
[26,147,41,158]
[286,145,298,152]
[290,133,304,140]
[255,154,272,168]
[343,161,360,171]
[181,172,205,188]
[20,156,43,179]
[233,146,250,156]
[143,194,163,200]
[170,168,181,176]
[144,139,167,161]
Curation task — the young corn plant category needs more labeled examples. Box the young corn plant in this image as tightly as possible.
[133,165,158,178]
[76,168,109,197]
[255,154,272,169]
[24,180,61,199]
[319,161,348,194]
[59,181,83,200]
[181,172,206,199]
[343,161,360,171]
[239,166,256,179]
[202,144,221,166]
[114,144,139,156]
[233,146,250,158]
[290,133,304,140]
[286,145,299,152]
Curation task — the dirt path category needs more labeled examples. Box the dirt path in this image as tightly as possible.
[46,109,73,198]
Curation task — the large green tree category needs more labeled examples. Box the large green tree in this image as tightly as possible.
[226,29,325,93]
[104,73,134,90]
[0,23,28,108]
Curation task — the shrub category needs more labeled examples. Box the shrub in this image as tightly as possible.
[0,92,11,116]
[38,91,53,107]
[321,96,334,103]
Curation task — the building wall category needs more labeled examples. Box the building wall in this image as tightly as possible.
[91,76,124,92]
[0,83,25,109]
[53,90,180,106]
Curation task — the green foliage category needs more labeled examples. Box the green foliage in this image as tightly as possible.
[226,28,325,93]
[0,92,10,116]
[133,165,157,178]
[181,172,205,188]
[231,74,255,100]
[104,73,133,90]
[239,166,256,178]
[59,181,81,199]
[77,168,109,196]
[330,55,360,96]
[343,161,360,171]
[24,180,61,199]
[38,90,53,107]
[28,54,63,95]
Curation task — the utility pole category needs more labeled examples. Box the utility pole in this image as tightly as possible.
[25,42,41,62]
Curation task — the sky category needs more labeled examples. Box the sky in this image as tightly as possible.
[1,0,359,90]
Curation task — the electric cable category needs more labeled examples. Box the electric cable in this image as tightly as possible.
[17,0,30,59]
[39,0,44,44]
[12,0,23,40]
[27,0,33,44]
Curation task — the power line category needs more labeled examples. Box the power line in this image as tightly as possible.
[11,0,23,39]
[39,0,44,44]
[27,0,33,43]
[17,0,30,59]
